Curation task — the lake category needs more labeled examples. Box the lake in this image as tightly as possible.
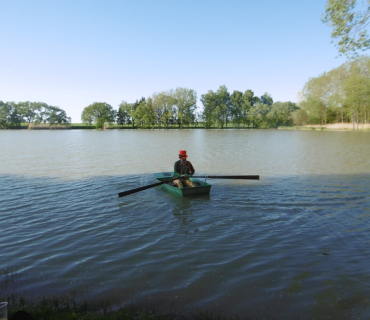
[1,129,370,319]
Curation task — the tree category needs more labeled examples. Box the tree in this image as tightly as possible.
[118,101,135,127]
[200,90,218,128]
[131,98,145,128]
[267,101,299,127]
[343,64,370,128]
[44,106,71,125]
[248,102,273,128]
[293,108,308,126]
[173,88,197,128]
[298,56,370,126]
[131,98,155,128]
[34,103,51,124]
[215,85,231,128]
[0,101,24,127]
[230,90,244,127]
[241,90,258,127]
[17,101,40,124]
[151,91,176,129]
[81,102,116,129]
[260,93,273,106]
[0,101,12,127]
[116,101,132,127]
[322,0,370,57]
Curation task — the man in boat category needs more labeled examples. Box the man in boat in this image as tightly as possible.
[174,150,195,188]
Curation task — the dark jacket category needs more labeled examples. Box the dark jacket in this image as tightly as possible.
[174,160,195,176]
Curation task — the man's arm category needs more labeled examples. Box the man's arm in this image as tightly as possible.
[174,161,181,176]
[189,162,195,175]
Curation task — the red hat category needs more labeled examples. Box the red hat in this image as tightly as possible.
[179,150,188,158]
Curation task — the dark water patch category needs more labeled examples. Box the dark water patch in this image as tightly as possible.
[1,173,370,319]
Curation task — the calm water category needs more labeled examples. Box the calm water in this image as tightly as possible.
[1,129,370,319]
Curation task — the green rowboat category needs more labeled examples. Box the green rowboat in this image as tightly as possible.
[153,172,212,197]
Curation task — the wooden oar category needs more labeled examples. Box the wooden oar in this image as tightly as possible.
[118,176,181,198]
[192,175,259,180]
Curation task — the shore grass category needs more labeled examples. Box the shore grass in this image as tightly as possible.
[3,123,369,131]
[278,125,370,131]
[4,294,247,320]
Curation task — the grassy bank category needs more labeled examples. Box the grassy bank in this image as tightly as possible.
[278,123,370,131]
[4,294,250,320]
[2,123,370,131]
[278,126,327,131]
[0,124,28,129]
[1,123,257,130]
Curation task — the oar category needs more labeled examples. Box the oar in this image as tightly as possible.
[192,175,259,180]
[118,176,181,198]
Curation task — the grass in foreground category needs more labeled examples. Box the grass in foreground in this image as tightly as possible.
[5,295,253,320]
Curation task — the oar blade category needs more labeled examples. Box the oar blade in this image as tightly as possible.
[118,176,181,198]
[118,181,164,198]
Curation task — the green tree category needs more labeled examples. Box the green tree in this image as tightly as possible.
[173,88,197,128]
[299,72,334,125]
[0,101,12,127]
[200,90,218,128]
[230,90,244,127]
[17,101,41,124]
[45,106,71,125]
[322,0,370,57]
[260,93,273,106]
[118,101,135,127]
[131,98,145,128]
[343,64,370,128]
[9,102,24,126]
[293,108,308,126]
[152,91,176,129]
[241,90,257,127]
[81,102,116,129]
[34,103,50,124]
[215,85,231,128]
[267,101,299,127]
[0,102,24,127]
[248,102,273,128]
[116,101,132,127]
[131,98,155,128]
[298,56,370,126]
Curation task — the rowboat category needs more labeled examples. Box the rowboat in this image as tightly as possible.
[153,172,212,197]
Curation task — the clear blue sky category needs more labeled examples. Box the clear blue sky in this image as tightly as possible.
[0,0,347,122]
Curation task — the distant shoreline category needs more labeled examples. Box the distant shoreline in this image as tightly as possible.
[1,123,369,131]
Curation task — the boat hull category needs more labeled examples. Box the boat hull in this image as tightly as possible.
[153,172,212,197]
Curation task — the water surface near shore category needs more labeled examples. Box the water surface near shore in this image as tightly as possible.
[1,130,370,319]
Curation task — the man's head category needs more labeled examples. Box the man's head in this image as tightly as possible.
[179,150,188,160]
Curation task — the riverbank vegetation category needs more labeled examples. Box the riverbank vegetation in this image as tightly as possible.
[5,295,177,320]
[2,57,370,130]
[78,89,299,129]
[4,294,245,320]
[295,56,370,129]
[0,101,71,129]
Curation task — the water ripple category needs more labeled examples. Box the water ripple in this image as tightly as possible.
[1,130,370,319]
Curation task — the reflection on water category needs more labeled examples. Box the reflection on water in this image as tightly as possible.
[1,130,370,319]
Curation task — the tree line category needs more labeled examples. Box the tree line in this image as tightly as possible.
[81,87,298,129]
[82,88,198,129]
[0,101,71,128]
[3,56,370,130]
[295,56,370,128]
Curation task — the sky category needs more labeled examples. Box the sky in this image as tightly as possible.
[0,0,348,123]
